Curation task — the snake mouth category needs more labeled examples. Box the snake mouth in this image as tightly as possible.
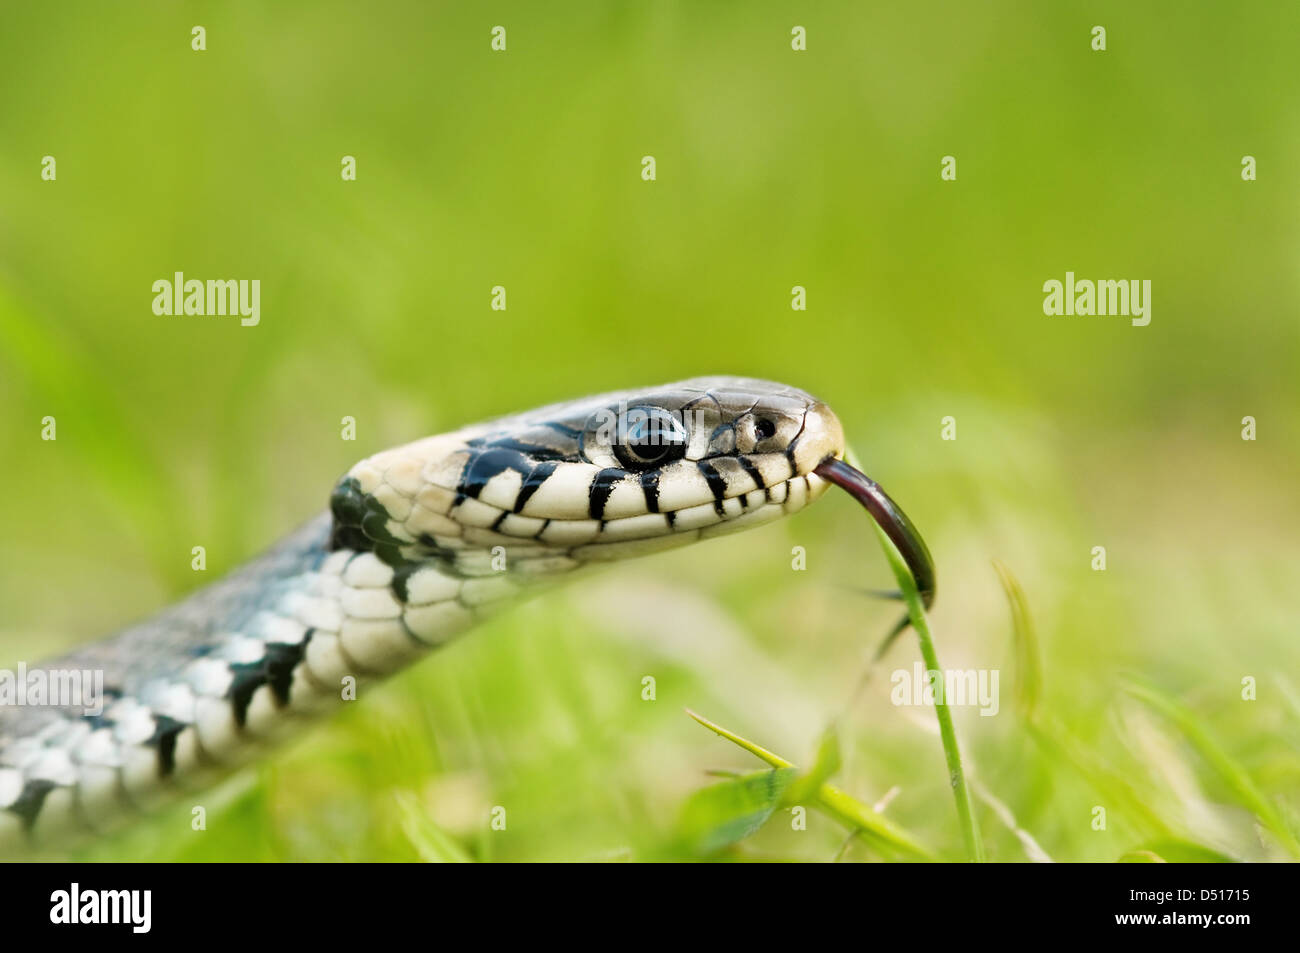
[813,455,936,634]
[332,380,853,572]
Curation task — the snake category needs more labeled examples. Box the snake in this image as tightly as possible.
[0,376,934,854]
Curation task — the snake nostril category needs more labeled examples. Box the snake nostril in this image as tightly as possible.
[753,417,777,442]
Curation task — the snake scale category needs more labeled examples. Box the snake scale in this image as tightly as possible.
[0,376,934,853]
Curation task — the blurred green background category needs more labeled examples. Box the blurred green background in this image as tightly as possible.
[1,2,1297,861]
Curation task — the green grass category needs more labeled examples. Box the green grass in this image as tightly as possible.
[2,0,1298,862]
[682,709,936,860]
[52,536,1297,864]
[874,519,985,862]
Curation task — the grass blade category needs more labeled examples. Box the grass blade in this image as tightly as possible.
[871,512,986,862]
[685,709,935,860]
[993,560,1042,721]
[1123,679,1300,858]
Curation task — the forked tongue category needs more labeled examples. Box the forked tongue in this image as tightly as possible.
[813,456,936,658]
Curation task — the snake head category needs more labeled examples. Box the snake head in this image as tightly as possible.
[329,377,845,572]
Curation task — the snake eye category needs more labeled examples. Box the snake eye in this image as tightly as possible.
[753,417,777,442]
[614,407,689,470]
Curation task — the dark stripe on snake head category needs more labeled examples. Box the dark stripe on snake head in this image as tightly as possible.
[471,436,572,462]
[459,448,533,500]
[639,470,660,513]
[589,468,624,520]
[738,455,766,491]
[514,461,559,513]
[696,460,729,517]
[696,460,728,503]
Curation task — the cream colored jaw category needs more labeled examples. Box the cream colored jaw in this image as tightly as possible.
[345,434,833,570]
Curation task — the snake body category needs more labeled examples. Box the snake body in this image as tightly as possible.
[0,377,847,851]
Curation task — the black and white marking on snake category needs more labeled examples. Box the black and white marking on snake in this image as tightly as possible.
[0,376,934,852]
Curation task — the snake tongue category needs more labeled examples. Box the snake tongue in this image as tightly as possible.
[813,456,936,655]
